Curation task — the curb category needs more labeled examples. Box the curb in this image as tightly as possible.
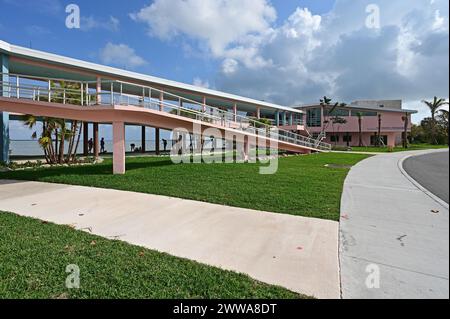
[397,149,449,210]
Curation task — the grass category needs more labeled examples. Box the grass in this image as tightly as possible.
[0,211,304,299]
[1,153,369,221]
[348,143,448,153]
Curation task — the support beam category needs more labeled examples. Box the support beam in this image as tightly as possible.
[155,128,160,155]
[233,103,237,122]
[93,123,99,159]
[141,126,146,153]
[243,136,250,162]
[202,96,206,112]
[96,77,102,105]
[0,54,10,163]
[112,121,126,174]
[275,111,280,126]
[159,91,164,111]
[256,107,261,119]
[83,122,89,156]
[289,112,293,126]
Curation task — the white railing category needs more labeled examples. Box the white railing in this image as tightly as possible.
[0,73,331,151]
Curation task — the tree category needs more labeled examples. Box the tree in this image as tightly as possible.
[437,109,449,145]
[421,97,449,144]
[330,115,347,145]
[356,112,364,146]
[319,96,347,134]
[376,114,382,147]
[402,113,409,149]
[22,81,83,164]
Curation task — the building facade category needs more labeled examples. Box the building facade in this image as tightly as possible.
[296,100,417,147]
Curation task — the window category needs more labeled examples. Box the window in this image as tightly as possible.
[324,108,349,117]
[343,134,352,142]
[330,135,339,142]
[351,110,378,117]
[306,108,321,127]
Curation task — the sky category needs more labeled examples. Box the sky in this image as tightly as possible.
[0,0,449,140]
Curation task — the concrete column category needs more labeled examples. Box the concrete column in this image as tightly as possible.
[283,112,287,126]
[243,136,250,162]
[155,128,160,155]
[0,54,10,163]
[256,107,261,119]
[275,111,280,126]
[233,103,237,122]
[202,96,206,112]
[93,123,99,159]
[289,112,294,126]
[141,126,146,153]
[112,121,126,174]
[96,77,102,105]
[83,122,89,156]
[159,91,164,111]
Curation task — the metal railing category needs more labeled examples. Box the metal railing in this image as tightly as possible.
[0,73,331,151]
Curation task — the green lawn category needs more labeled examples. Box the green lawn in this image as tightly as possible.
[1,153,369,221]
[349,144,448,153]
[0,211,304,299]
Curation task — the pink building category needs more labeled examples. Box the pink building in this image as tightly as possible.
[296,100,417,147]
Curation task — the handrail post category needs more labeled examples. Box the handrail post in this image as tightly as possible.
[110,82,114,105]
[16,76,19,98]
[80,82,84,106]
[48,80,51,102]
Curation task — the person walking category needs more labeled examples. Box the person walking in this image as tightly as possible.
[88,138,93,154]
[100,138,105,153]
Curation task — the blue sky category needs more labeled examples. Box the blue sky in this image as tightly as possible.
[1,0,449,140]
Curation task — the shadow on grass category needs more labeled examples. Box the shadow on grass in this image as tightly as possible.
[1,158,177,180]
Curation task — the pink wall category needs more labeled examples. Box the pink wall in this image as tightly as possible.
[307,111,411,134]
[322,132,401,147]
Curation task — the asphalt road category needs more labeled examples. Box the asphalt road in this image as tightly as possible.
[403,150,449,203]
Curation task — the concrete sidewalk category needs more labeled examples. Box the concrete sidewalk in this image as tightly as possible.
[340,149,449,299]
[0,180,340,299]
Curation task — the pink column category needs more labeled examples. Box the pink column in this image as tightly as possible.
[233,103,237,122]
[256,107,261,119]
[159,91,164,111]
[96,77,102,105]
[387,132,396,147]
[113,121,126,174]
[243,136,249,162]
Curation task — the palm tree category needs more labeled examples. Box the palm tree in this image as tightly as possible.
[23,81,84,164]
[437,109,449,145]
[422,97,449,144]
[402,113,409,148]
[356,112,364,147]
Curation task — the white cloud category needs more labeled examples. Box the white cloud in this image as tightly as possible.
[131,0,448,122]
[193,77,210,89]
[81,16,120,32]
[222,58,239,74]
[130,0,276,58]
[99,43,147,69]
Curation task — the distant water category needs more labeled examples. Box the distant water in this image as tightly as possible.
[9,140,167,157]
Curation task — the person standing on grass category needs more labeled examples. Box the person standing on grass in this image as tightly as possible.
[100,138,105,153]
[162,139,167,152]
[88,138,93,154]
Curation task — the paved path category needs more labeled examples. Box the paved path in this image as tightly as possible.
[0,180,340,299]
[340,149,449,299]
[403,151,449,204]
